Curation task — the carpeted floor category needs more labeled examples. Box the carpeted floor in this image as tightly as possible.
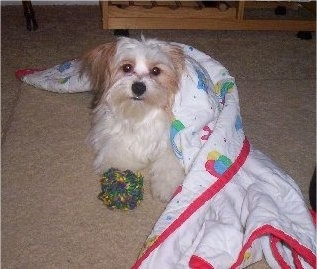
[1,4,315,269]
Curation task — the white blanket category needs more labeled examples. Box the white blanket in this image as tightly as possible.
[16,44,316,269]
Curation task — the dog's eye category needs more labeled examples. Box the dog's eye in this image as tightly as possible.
[122,64,133,73]
[151,67,161,76]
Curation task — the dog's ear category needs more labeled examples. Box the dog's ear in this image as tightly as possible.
[80,41,117,108]
[166,45,185,77]
[162,44,185,113]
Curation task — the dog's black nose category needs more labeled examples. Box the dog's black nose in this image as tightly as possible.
[132,82,146,96]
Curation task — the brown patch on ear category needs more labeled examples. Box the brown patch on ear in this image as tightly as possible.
[80,41,117,108]
[167,45,185,78]
[163,45,185,117]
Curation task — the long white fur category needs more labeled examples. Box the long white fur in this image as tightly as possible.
[84,37,185,201]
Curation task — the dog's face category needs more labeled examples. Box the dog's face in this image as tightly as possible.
[81,37,184,121]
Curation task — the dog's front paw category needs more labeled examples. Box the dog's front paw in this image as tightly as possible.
[151,181,174,202]
[150,168,184,202]
[93,157,113,175]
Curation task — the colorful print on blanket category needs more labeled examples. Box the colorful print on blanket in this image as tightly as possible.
[16,59,90,93]
[133,45,316,269]
[15,42,316,269]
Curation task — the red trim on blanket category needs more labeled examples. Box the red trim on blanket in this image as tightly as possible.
[270,235,291,268]
[132,138,250,269]
[189,255,214,269]
[271,234,305,269]
[292,251,304,269]
[15,69,42,80]
[230,225,316,269]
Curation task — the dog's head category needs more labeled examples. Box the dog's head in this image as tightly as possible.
[81,37,185,120]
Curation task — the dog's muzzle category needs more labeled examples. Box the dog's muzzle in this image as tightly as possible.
[132,82,146,100]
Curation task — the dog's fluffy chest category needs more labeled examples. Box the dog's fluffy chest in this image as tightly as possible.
[97,108,171,165]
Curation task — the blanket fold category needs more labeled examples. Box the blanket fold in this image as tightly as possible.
[16,43,316,269]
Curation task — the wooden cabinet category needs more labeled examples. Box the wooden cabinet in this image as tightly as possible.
[101,1,315,31]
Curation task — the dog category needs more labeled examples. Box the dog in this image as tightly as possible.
[80,37,186,201]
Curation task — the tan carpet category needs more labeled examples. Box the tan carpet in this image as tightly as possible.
[2,5,315,269]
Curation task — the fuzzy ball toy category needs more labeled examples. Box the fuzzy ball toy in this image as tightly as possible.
[98,168,144,210]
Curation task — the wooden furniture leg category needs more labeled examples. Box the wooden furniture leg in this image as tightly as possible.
[100,1,128,36]
[22,0,38,31]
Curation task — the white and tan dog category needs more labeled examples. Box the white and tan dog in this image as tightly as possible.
[80,37,185,201]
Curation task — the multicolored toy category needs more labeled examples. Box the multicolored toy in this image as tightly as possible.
[98,168,144,210]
